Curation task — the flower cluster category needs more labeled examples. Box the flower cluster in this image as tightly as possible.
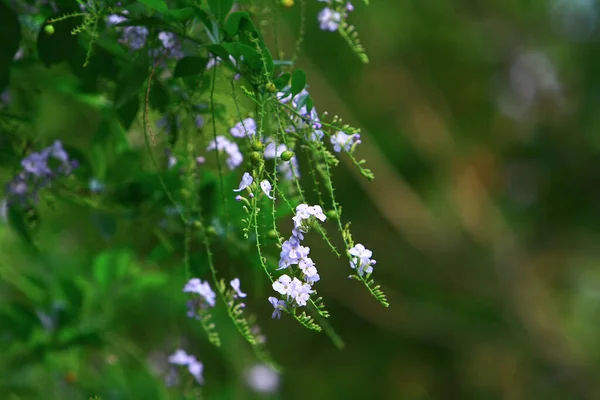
[230,118,257,138]
[277,88,324,142]
[168,349,204,384]
[233,172,274,200]
[317,1,354,32]
[331,130,361,153]
[206,136,243,170]
[106,13,149,50]
[348,243,376,276]
[5,140,77,206]
[268,204,327,318]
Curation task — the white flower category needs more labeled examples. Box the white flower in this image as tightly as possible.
[318,7,342,32]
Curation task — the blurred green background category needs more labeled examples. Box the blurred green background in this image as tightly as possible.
[3,0,600,399]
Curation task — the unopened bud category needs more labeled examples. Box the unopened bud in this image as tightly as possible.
[280,151,294,161]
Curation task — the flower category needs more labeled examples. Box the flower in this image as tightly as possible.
[230,118,257,138]
[168,349,192,365]
[183,278,217,307]
[272,274,293,296]
[331,131,361,153]
[234,172,253,192]
[206,135,243,170]
[245,364,280,394]
[230,278,247,298]
[318,7,342,31]
[187,357,204,384]
[158,31,184,59]
[168,349,204,385]
[349,243,376,276]
[268,296,286,319]
[292,279,313,306]
[260,180,274,199]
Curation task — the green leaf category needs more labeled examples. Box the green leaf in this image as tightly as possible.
[149,79,169,111]
[224,11,249,37]
[7,206,34,245]
[223,42,262,70]
[167,7,195,21]
[208,0,234,21]
[173,56,208,78]
[274,72,291,89]
[138,0,168,13]
[0,2,21,81]
[114,52,149,108]
[291,69,306,96]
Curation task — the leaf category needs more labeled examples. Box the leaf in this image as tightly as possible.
[138,0,168,13]
[114,52,149,108]
[7,206,34,245]
[0,2,21,79]
[208,0,234,21]
[222,42,262,70]
[167,7,195,21]
[274,72,291,89]
[149,79,169,111]
[291,69,306,97]
[116,96,140,131]
[173,56,208,78]
[224,11,249,37]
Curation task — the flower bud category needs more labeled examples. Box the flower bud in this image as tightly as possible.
[266,82,276,92]
[44,24,55,35]
[251,151,262,163]
[252,140,264,151]
[280,151,294,161]
[206,226,217,236]
[267,230,279,240]
[282,0,294,7]
[326,210,338,219]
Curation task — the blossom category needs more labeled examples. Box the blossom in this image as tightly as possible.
[183,278,217,307]
[288,278,313,306]
[6,141,77,206]
[89,178,105,193]
[260,180,274,199]
[245,364,280,394]
[168,349,204,385]
[187,357,204,384]
[195,115,205,128]
[230,278,247,298]
[158,31,184,59]
[234,172,253,192]
[349,243,376,276]
[318,8,342,31]
[331,131,361,152]
[268,296,286,319]
[230,118,257,138]
[168,349,192,365]
[272,274,293,296]
[206,135,243,170]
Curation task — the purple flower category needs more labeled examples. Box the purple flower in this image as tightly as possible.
[230,118,257,138]
[206,136,243,170]
[183,278,217,307]
[234,172,253,192]
[318,8,342,32]
[331,131,361,153]
[349,243,376,276]
[260,180,274,200]
[168,349,204,385]
[230,278,247,299]
[268,297,286,319]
